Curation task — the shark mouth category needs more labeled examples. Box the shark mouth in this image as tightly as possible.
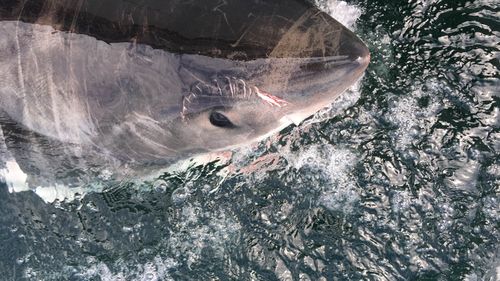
[181,76,289,117]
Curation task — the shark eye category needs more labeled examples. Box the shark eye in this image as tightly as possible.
[209,111,235,128]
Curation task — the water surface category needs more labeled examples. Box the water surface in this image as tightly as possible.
[0,0,499,280]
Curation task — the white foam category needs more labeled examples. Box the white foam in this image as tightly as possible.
[315,0,363,29]
[34,184,86,203]
[0,157,88,203]
[386,82,442,150]
[167,203,242,267]
[65,256,178,281]
[227,138,361,213]
[0,127,31,192]
[289,144,360,212]
[0,160,29,193]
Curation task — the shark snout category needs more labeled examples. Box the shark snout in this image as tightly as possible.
[337,26,370,61]
[268,10,370,124]
[298,10,370,73]
[268,8,370,87]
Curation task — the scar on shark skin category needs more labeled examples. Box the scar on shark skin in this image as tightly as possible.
[253,86,289,108]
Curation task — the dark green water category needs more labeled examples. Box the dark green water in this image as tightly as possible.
[1,0,498,280]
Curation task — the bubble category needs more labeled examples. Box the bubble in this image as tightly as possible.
[152,179,169,193]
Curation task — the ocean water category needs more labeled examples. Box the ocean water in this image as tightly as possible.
[0,0,499,280]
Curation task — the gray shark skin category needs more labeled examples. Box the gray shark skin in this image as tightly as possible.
[0,0,369,187]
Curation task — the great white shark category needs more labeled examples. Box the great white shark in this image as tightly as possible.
[0,0,370,187]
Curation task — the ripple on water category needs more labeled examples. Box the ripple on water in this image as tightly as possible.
[1,0,498,280]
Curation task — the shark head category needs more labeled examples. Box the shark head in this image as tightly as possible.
[169,7,370,153]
